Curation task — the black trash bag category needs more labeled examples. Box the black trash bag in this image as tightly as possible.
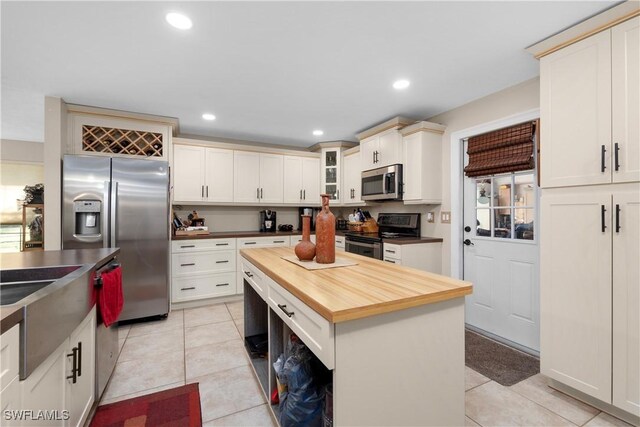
[277,336,324,427]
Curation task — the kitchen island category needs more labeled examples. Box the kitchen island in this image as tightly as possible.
[239,247,472,426]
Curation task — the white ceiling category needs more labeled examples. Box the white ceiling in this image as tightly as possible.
[1,1,618,147]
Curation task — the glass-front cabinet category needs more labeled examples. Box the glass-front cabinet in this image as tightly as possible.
[22,204,44,251]
[321,148,341,203]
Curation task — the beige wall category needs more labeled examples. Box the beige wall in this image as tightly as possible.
[0,139,44,163]
[426,77,540,276]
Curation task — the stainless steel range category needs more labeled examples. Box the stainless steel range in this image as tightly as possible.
[345,213,421,259]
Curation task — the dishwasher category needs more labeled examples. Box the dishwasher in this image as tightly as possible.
[94,258,120,400]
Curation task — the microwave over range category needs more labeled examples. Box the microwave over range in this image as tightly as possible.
[361,164,403,201]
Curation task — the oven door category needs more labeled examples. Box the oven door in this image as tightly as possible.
[345,239,382,260]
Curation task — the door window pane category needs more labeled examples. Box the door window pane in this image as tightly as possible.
[515,209,535,240]
[476,179,491,207]
[494,207,512,238]
[514,174,535,208]
[476,209,491,236]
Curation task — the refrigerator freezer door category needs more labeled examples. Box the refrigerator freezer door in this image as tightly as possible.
[63,155,111,249]
[111,158,169,321]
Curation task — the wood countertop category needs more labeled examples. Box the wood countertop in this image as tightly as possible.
[240,247,472,323]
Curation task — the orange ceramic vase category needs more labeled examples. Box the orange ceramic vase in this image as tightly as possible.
[295,215,316,261]
[315,194,335,264]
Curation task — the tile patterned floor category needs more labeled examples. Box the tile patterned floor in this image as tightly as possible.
[102,301,634,426]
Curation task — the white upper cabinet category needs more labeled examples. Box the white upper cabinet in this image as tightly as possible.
[360,129,402,171]
[342,150,362,205]
[401,122,445,204]
[283,156,320,205]
[234,151,261,203]
[259,153,284,203]
[173,144,234,203]
[173,145,206,202]
[612,17,640,184]
[205,148,234,202]
[541,17,640,188]
[234,151,284,204]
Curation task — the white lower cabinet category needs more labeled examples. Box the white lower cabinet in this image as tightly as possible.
[289,234,316,246]
[383,242,442,274]
[171,238,237,303]
[335,235,345,251]
[19,308,96,427]
[235,236,290,294]
[541,185,639,415]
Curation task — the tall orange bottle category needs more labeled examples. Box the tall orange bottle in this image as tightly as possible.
[315,194,335,264]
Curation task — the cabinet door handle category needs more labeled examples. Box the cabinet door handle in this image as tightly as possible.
[601,145,607,173]
[615,204,621,233]
[77,341,82,377]
[216,260,229,264]
[278,304,294,318]
[202,185,204,198]
[180,263,195,267]
[303,189,305,200]
[215,243,228,246]
[385,249,396,254]
[614,143,620,171]
[180,245,195,248]
[260,188,263,199]
[206,185,209,198]
[181,286,196,291]
[244,242,256,245]
[66,347,78,384]
[300,189,302,199]
[257,188,260,199]
[385,259,396,264]
[273,240,285,243]
[601,205,607,232]
[337,189,339,199]
[244,271,253,277]
[216,283,230,287]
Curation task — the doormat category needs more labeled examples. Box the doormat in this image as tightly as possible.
[465,329,539,386]
[90,383,201,427]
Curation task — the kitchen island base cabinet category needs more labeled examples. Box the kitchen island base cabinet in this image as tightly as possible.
[241,255,466,426]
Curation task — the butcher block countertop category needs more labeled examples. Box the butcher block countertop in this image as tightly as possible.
[240,247,472,323]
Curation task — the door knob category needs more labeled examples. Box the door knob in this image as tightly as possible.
[463,239,474,246]
[464,226,471,232]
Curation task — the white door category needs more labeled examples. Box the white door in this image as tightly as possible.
[205,148,234,202]
[173,145,205,202]
[463,168,540,352]
[613,189,640,414]
[233,151,260,203]
[283,156,303,204]
[302,157,320,204]
[259,153,284,203]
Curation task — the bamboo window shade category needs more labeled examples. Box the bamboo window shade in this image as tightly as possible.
[464,121,536,177]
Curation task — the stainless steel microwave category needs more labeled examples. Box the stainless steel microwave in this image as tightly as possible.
[361,164,403,201]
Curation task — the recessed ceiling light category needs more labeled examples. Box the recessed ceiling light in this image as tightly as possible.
[166,12,192,30]
[393,79,410,90]
[202,113,216,121]
[313,130,324,136]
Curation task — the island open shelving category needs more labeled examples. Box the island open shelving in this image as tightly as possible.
[239,246,472,426]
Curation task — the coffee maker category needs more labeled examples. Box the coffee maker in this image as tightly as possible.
[260,210,277,232]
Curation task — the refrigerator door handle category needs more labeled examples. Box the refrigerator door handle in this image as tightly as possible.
[103,181,111,248]
[111,182,118,247]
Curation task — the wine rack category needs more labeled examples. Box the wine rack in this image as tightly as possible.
[82,125,164,157]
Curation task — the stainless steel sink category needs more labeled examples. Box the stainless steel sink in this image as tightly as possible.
[0,264,95,379]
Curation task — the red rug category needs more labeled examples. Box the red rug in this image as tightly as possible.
[90,383,202,427]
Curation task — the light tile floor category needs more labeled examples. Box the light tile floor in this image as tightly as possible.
[102,302,634,427]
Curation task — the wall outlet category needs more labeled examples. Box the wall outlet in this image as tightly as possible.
[441,211,451,224]
[427,212,435,223]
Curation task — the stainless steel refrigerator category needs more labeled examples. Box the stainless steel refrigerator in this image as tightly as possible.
[63,155,170,321]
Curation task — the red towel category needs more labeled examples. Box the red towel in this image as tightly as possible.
[98,267,124,327]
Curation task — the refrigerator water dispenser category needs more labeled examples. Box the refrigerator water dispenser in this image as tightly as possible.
[74,200,101,236]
